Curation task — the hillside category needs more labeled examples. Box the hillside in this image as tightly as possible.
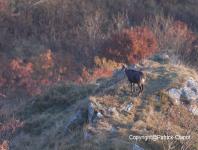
[1,1,198,150]
[2,58,197,150]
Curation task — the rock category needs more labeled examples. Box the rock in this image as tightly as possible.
[88,102,95,124]
[186,78,198,97]
[87,96,134,133]
[161,53,170,60]
[125,103,133,112]
[121,102,133,112]
[152,53,170,64]
[181,86,197,102]
[110,126,117,133]
[168,78,198,115]
[65,107,87,133]
[132,144,144,150]
[88,101,104,125]
[189,104,198,116]
[168,88,182,105]
[84,131,92,140]
[168,78,198,103]
[186,78,198,88]
[96,112,103,118]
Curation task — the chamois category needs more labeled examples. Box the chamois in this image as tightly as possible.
[122,65,145,95]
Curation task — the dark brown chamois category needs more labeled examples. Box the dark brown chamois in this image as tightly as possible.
[122,65,146,95]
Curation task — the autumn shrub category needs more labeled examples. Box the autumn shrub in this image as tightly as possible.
[94,56,122,70]
[1,49,84,96]
[0,119,23,147]
[8,58,40,95]
[144,15,197,65]
[101,26,158,64]
[166,21,196,55]
[78,66,113,83]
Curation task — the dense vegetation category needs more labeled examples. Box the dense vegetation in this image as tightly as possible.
[0,0,198,97]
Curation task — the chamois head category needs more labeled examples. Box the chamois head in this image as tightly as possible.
[121,64,127,71]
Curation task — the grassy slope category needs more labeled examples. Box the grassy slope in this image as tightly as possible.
[7,60,198,150]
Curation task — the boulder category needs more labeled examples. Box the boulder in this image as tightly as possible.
[152,53,170,64]
[132,144,144,150]
[168,78,198,114]
[181,86,197,102]
[168,88,182,105]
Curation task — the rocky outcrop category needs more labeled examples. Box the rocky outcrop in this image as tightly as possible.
[65,105,88,133]
[168,77,198,115]
[87,96,138,134]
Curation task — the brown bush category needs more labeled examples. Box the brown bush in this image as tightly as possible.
[144,15,197,65]
[101,26,158,64]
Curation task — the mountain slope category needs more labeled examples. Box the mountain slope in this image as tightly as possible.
[7,59,198,150]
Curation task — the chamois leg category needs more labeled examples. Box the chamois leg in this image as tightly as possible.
[138,84,142,96]
[131,83,133,94]
[141,84,144,92]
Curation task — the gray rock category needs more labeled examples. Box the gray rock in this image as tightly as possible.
[96,112,103,118]
[132,144,144,150]
[168,78,198,115]
[185,78,198,97]
[161,53,170,60]
[88,103,95,124]
[186,78,198,88]
[189,104,198,116]
[84,131,92,140]
[181,86,197,101]
[65,107,86,133]
[88,101,104,125]
[111,126,117,133]
[121,103,133,112]
[168,88,182,105]
[152,53,170,64]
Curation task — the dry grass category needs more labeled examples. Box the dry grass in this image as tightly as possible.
[1,60,198,150]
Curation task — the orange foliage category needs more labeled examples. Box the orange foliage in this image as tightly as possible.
[2,50,75,96]
[39,49,54,70]
[0,140,9,150]
[92,68,113,79]
[102,26,158,64]
[8,58,40,95]
[10,59,33,78]
[78,67,113,83]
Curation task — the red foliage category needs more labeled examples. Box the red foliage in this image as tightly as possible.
[0,0,8,12]
[8,58,40,95]
[92,68,113,79]
[77,67,113,83]
[102,26,158,64]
